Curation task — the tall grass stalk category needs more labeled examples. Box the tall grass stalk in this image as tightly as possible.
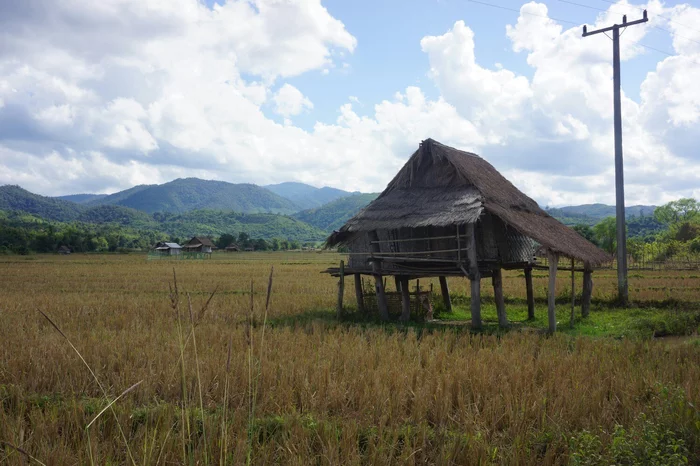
[169,271,191,464]
[220,334,232,465]
[38,310,138,466]
[187,293,209,465]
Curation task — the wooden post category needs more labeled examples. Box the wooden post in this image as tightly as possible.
[336,260,345,320]
[466,223,482,330]
[354,273,365,315]
[438,276,452,312]
[547,251,558,333]
[369,231,389,321]
[570,258,575,327]
[525,266,535,320]
[399,276,411,322]
[492,268,508,327]
[394,275,402,293]
[582,263,593,318]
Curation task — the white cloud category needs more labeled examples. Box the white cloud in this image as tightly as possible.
[273,84,313,117]
[0,0,698,208]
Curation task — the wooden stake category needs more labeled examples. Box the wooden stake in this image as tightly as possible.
[492,268,508,327]
[525,266,535,320]
[369,230,389,321]
[439,276,452,312]
[354,273,365,315]
[399,276,411,322]
[466,223,482,330]
[394,275,402,293]
[336,260,345,320]
[570,258,575,327]
[582,263,593,318]
[547,251,558,333]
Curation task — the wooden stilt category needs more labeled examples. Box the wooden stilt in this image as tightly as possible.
[354,273,365,315]
[466,223,482,330]
[492,268,508,327]
[582,263,593,318]
[394,275,402,293]
[369,231,389,321]
[439,276,452,312]
[399,276,411,322]
[525,266,535,320]
[336,260,345,319]
[547,251,558,333]
[570,258,575,327]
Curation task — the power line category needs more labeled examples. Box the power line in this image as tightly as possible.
[465,0,579,25]
[598,0,700,34]
[560,1,700,49]
[465,0,696,65]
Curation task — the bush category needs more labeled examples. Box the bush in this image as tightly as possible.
[569,384,697,465]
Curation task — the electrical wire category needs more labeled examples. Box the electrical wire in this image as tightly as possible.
[465,0,579,25]
[598,0,700,34]
[464,0,697,65]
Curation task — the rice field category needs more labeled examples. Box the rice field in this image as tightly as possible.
[0,252,698,465]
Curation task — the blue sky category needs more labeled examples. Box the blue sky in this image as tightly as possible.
[0,0,698,206]
[205,0,687,130]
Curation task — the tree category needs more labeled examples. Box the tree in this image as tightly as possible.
[654,198,699,225]
[593,217,617,254]
[216,233,236,249]
[270,238,280,251]
[572,224,596,243]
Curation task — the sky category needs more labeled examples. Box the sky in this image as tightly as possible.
[0,0,698,207]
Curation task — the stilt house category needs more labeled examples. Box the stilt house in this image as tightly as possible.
[325,139,610,332]
[183,237,216,254]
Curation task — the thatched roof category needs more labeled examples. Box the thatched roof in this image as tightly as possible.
[327,139,610,265]
[184,236,215,248]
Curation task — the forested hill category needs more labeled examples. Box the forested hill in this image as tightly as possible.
[546,203,657,226]
[56,193,108,204]
[83,178,300,214]
[293,193,379,232]
[264,182,352,210]
[1,185,85,221]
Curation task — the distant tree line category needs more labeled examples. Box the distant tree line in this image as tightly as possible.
[0,211,322,255]
[572,198,700,262]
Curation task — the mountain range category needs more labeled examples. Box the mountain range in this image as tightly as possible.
[1,178,660,243]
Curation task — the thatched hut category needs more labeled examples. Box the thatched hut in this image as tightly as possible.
[325,139,610,332]
[182,237,216,254]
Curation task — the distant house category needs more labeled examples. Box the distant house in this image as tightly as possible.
[224,243,240,252]
[57,245,71,255]
[154,242,182,256]
[183,237,216,254]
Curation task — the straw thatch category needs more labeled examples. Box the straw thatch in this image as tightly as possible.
[327,139,610,266]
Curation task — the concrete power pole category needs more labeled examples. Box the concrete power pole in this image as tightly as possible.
[583,11,648,306]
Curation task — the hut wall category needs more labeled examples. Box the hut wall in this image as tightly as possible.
[347,213,536,272]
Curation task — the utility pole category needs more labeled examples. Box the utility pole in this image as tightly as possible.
[583,11,647,306]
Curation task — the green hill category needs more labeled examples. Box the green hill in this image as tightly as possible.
[88,178,300,214]
[157,210,327,241]
[77,205,157,229]
[293,193,378,232]
[0,185,84,221]
[56,193,108,204]
[546,204,657,226]
[265,182,352,210]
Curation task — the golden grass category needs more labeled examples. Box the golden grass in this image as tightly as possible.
[0,252,699,465]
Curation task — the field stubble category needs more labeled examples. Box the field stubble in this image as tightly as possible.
[0,253,698,465]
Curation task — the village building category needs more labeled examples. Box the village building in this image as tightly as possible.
[57,245,71,255]
[154,242,182,256]
[224,243,240,252]
[182,237,216,254]
[325,139,610,332]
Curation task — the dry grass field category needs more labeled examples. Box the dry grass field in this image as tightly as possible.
[0,252,699,465]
